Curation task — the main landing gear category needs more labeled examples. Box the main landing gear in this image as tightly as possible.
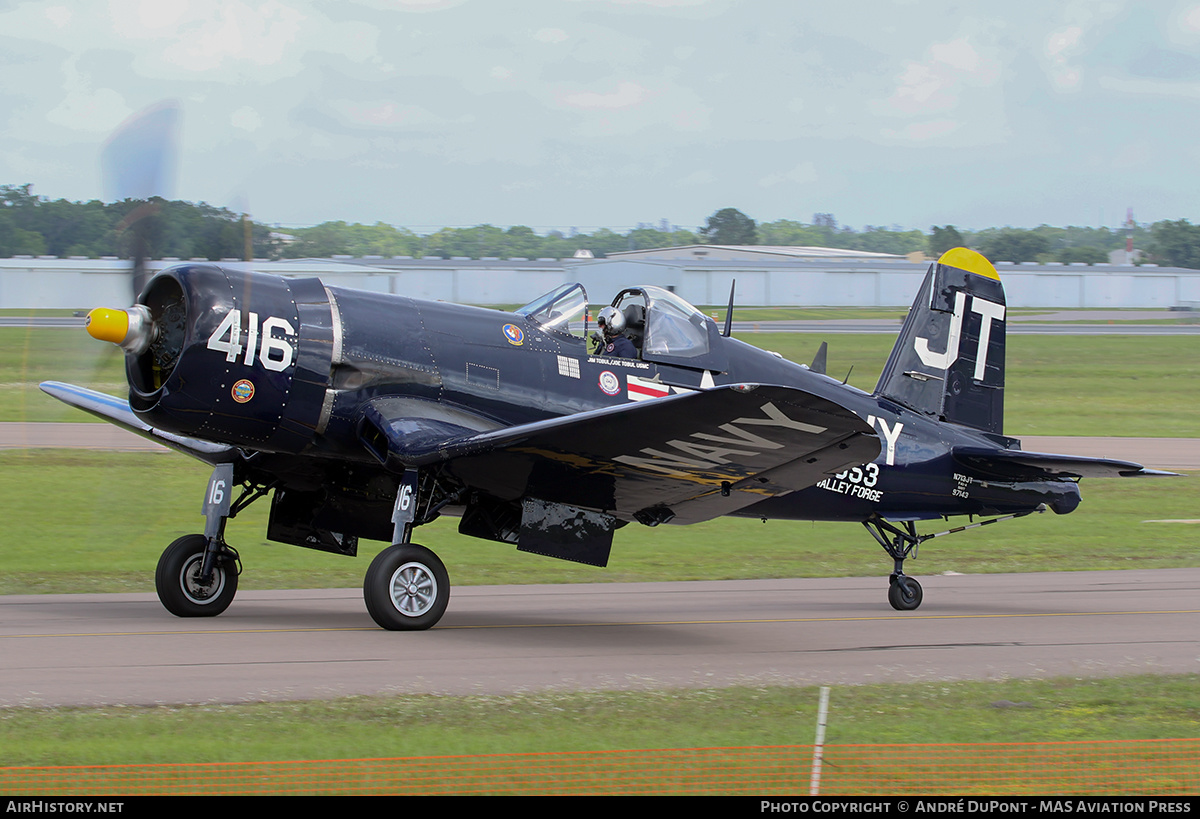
[153,465,461,631]
[862,508,1046,612]
[362,468,458,631]
[154,464,252,619]
[363,544,449,631]
[155,534,240,617]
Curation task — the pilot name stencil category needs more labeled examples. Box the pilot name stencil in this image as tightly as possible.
[587,355,650,370]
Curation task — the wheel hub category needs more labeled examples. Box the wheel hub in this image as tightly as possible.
[389,562,437,617]
[181,556,224,603]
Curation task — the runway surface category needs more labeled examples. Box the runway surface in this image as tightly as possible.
[3,569,1199,708]
[2,425,1196,709]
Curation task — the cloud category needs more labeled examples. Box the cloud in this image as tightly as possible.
[557,81,650,110]
[534,27,569,44]
[885,37,999,116]
[1098,75,1200,99]
[758,161,817,188]
[600,0,710,5]
[83,2,388,82]
[1044,25,1084,91]
[602,0,711,5]
[230,105,263,132]
[44,58,132,133]
[679,169,715,186]
[327,99,468,130]
[880,119,959,142]
[43,5,73,28]
[1168,2,1200,46]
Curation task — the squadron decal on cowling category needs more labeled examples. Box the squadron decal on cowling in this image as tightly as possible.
[231,379,255,403]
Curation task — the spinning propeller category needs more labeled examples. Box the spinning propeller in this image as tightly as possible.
[100,99,181,302]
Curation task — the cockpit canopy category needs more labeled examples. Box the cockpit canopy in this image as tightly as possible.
[613,285,710,360]
[517,283,728,372]
[515,282,589,337]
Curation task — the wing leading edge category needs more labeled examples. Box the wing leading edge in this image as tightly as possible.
[362,384,880,525]
[39,381,237,464]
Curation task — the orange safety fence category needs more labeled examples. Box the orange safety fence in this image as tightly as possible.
[1,739,1197,796]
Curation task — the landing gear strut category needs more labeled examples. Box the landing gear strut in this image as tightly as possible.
[154,464,267,619]
[863,508,1046,612]
[863,517,925,611]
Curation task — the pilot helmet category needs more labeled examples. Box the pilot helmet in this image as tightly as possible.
[597,305,626,336]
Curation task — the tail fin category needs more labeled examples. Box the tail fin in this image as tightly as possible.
[874,248,1007,434]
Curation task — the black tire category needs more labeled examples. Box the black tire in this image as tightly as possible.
[888,575,923,611]
[155,534,238,617]
[363,544,450,631]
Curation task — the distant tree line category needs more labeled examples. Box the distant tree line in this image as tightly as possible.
[0,184,272,262]
[4,184,1200,269]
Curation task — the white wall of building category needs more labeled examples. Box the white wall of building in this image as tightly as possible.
[2,256,1198,310]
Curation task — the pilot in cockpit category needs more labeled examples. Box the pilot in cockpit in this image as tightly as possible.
[593,305,638,358]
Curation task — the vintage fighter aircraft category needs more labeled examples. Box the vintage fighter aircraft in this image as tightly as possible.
[42,247,1171,629]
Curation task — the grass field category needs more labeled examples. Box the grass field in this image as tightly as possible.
[2,319,1198,773]
[1,450,1196,594]
[6,326,1200,436]
[3,675,1199,766]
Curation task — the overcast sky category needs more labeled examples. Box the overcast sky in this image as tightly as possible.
[2,0,1198,234]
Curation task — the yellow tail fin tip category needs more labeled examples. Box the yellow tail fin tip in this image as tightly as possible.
[937,247,999,280]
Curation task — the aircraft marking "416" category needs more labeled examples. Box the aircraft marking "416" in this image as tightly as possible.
[206,309,296,372]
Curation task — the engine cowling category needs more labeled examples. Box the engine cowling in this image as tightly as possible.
[101,263,335,453]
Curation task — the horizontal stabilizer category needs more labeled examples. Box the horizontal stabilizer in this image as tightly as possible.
[953,447,1178,480]
[39,381,236,464]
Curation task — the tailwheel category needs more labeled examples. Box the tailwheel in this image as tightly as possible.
[155,534,239,617]
[863,516,925,612]
[888,574,923,611]
[864,509,1044,612]
[363,543,449,631]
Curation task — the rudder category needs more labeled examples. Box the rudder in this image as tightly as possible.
[874,248,1007,434]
